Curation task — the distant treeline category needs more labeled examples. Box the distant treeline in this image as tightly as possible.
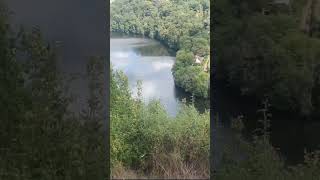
[111,0,210,98]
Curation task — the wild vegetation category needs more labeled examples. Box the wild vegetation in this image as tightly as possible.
[110,0,210,98]
[215,100,320,180]
[3,0,320,179]
[214,0,320,116]
[213,0,320,178]
[0,5,107,179]
[110,1,210,178]
[110,68,210,178]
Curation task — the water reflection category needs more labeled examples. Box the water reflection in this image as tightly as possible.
[111,35,208,116]
[134,44,172,56]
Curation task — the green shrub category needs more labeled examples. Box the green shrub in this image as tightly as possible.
[110,68,210,177]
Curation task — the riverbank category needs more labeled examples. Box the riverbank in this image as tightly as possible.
[110,0,210,99]
[111,33,209,116]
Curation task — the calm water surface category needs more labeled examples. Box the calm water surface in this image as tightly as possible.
[111,34,209,116]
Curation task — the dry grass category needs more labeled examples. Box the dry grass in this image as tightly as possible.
[111,151,209,179]
[150,151,209,179]
[111,163,144,179]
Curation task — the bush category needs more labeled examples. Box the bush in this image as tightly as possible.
[173,64,209,98]
[110,69,210,178]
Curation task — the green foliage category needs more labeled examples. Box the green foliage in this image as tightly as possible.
[173,65,209,98]
[0,10,107,179]
[215,0,320,115]
[111,0,210,98]
[175,50,194,67]
[215,100,320,180]
[110,68,210,177]
[171,50,209,98]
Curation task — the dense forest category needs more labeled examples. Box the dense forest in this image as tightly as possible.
[215,0,320,117]
[110,0,210,98]
[0,4,107,179]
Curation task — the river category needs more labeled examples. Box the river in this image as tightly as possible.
[111,33,209,116]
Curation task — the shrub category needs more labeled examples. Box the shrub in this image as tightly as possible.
[110,69,210,178]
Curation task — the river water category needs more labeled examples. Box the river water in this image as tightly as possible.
[111,33,209,116]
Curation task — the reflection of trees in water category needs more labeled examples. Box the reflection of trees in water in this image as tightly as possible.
[174,86,210,114]
[134,44,173,56]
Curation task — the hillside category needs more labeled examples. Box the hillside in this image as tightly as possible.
[110,0,210,98]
